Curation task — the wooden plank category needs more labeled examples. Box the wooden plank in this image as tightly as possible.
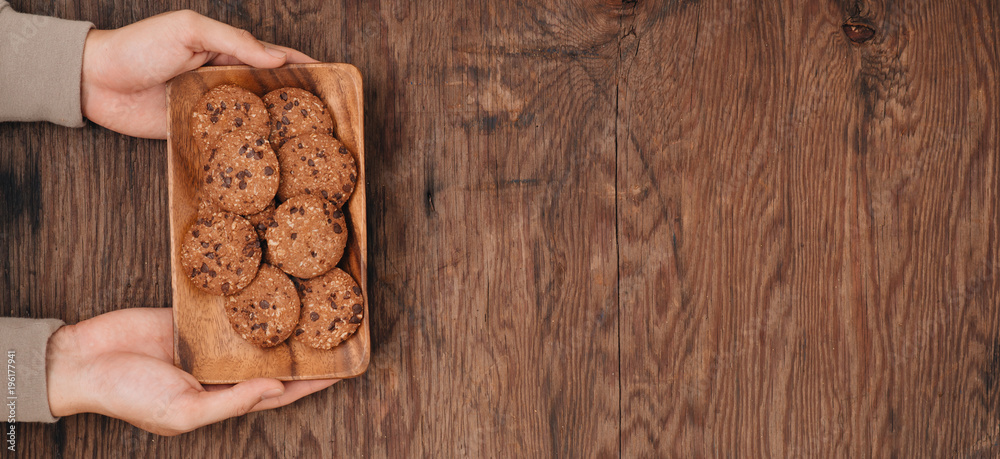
[618,0,1000,456]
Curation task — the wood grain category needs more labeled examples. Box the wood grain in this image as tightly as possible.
[617,0,1000,457]
[1,0,998,457]
[167,64,369,383]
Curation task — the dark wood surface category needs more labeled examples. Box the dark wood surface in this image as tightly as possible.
[1,0,998,456]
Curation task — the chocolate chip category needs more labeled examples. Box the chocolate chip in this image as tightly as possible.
[352,303,363,314]
[334,192,343,202]
[298,143,305,149]
[239,180,247,190]
[193,230,200,238]
[290,233,297,240]
[327,219,332,224]
[226,166,234,173]
[308,159,315,167]
[342,183,352,192]
[280,92,288,101]
[295,329,304,336]
[299,208,306,215]
[234,117,243,127]
[264,166,274,176]
[304,188,311,194]
[206,252,215,259]
[222,176,232,188]
[312,170,319,176]
[352,286,362,295]
[333,223,342,234]
[243,241,258,257]
[294,100,300,106]
[349,316,362,324]
[210,115,219,123]
[243,103,250,111]
[281,115,290,125]
[203,165,210,171]
[301,109,309,117]
[349,173,356,182]
[200,262,209,272]
[251,323,259,331]
[222,282,231,293]
[274,121,282,129]
[209,270,217,278]
[201,242,210,248]
[238,145,247,156]
[339,147,349,155]
[272,305,277,310]
[270,336,279,343]
[310,250,317,257]
[214,243,222,251]
[267,103,275,109]
[256,138,264,146]
[284,102,294,110]
[204,174,212,184]
[236,268,243,275]
[289,206,298,213]
[260,323,268,331]
[300,156,307,161]
[220,101,227,109]
[206,103,214,111]
[333,210,343,219]
[269,221,279,228]
[321,190,329,199]
[310,312,319,321]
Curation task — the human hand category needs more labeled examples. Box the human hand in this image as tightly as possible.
[46,308,337,436]
[80,10,317,139]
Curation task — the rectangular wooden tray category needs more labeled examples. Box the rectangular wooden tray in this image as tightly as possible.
[166,63,368,383]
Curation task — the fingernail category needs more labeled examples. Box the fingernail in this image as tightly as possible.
[265,48,287,59]
[261,388,284,400]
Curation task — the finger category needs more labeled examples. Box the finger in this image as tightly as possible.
[250,379,339,412]
[185,378,285,428]
[260,42,319,64]
[202,383,234,393]
[207,43,317,66]
[181,12,286,68]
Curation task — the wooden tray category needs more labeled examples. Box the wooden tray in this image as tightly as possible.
[166,64,368,383]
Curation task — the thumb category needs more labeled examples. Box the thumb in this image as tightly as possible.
[179,11,286,68]
[190,378,285,426]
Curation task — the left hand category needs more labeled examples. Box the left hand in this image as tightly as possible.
[81,9,317,139]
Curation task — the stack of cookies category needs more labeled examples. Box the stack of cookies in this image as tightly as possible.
[181,84,363,350]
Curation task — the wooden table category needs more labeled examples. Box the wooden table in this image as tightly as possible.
[2,0,998,456]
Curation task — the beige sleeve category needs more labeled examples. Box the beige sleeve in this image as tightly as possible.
[0,317,65,423]
[0,1,94,127]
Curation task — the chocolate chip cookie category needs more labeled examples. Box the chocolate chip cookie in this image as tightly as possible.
[263,87,335,148]
[180,211,261,295]
[293,268,364,349]
[225,263,300,347]
[191,84,270,155]
[203,130,280,215]
[275,132,357,208]
[265,194,347,279]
